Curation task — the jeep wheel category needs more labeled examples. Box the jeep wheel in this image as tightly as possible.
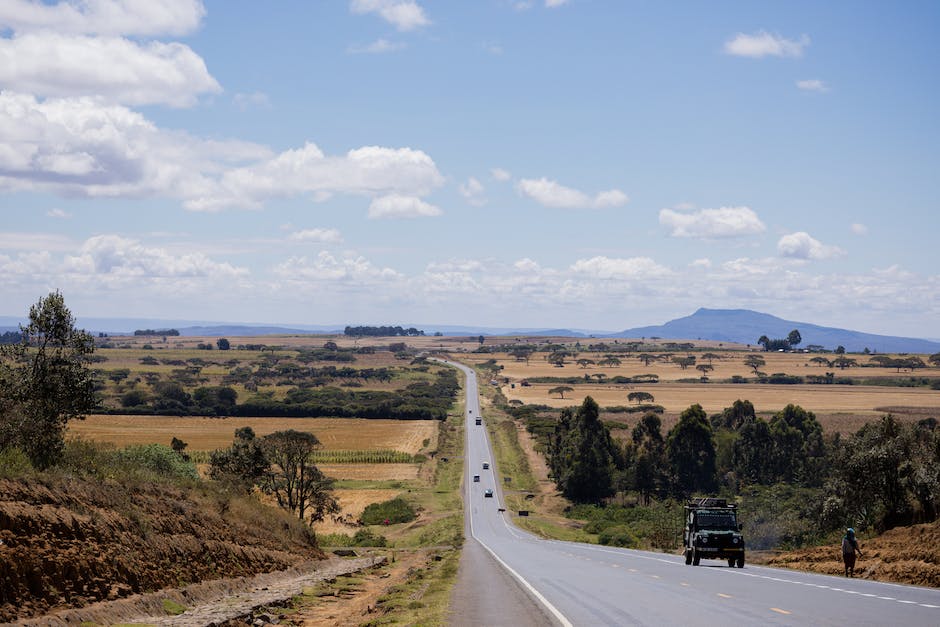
[685,550,692,565]
[692,549,700,566]
[728,558,735,567]
[736,555,745,568]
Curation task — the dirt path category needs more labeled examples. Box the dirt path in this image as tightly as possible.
[18,557,380,626]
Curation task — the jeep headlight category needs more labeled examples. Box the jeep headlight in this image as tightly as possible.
[701,535,707,544]
[732,537,739,544]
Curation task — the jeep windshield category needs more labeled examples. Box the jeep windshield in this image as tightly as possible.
[696,510,737,530]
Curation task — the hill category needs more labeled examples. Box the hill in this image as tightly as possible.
[613,308,940,354]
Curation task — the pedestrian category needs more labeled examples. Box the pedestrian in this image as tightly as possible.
[841,527,862,577]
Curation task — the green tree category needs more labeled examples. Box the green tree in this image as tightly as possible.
[711,399,756,431]
[209,426,270,490]
[743,354,765,374]
[672,355,696,370]
[0,292,97,468]
[787,329,802,347]
[547,397,617,503]
[549,385,574,399]
[216,337,231,350]
[637,353,656,366]
[261,429,339,522]
[631,413,667,505]
[666,404,717,497]
[627,391,654,404]
[732,418,775,484]
[576,358,596,369]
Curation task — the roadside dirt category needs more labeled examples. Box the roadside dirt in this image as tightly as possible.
[757,520,940,587]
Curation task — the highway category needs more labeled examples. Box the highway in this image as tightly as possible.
[449,359,940,626]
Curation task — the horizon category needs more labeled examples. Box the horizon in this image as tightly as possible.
[2,2,938,338]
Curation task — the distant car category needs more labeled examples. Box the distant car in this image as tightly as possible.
[475,418,482,425]
[473,475,480,482]
[482,462,489,469]
[484,489,494,498]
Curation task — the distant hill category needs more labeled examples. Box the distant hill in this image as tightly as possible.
[613,308,940,354]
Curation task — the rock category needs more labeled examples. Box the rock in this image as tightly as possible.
[332,549,357,557]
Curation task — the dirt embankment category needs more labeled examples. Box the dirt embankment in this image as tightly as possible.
[0,476,324,622]
[761,520,940,587]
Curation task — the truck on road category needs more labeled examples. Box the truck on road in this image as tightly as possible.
[683,498,745,568]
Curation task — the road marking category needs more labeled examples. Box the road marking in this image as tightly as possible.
[680,582,689,587]
[770,608,791,615]
[628,568,638,573]
[717,593,732,599]
[651,575,661,579]
[611,564,620,568]
[921,604,940,608]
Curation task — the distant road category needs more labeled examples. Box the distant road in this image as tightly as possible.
[445,359,940,626]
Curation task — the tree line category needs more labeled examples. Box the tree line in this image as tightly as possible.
[528,396,940,535]
[134,328,180,336]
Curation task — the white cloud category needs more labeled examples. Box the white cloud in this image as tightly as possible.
[0,231,75,251]
[233,91,271,110]
[659,206,766,238]
[690,258,712,269]
[0,0,206,37]
[514,257,541,272]
[850,223,868,236]
[274,251,402,283]
[491,168,511,182]
[777,231,844,260]
[796,79,829,92]
[288,228,343,244]
[63,234,246,279]
[545,0,569,7]
[350,0,429,31]
[570,256,671,279]
[347,38,406,54]
[516,177,628,209]
[46,208,71,219]
[368,194,442,219]
[724,31,809,58]
[0,33,221,107]
[0,92,271,203]
[458,177,485,205]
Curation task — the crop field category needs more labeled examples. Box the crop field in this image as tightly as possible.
[68,415,437,453]
[316,463,421,481]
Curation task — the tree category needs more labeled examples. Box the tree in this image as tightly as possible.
[576,358,596,369]
[0,292,97,468]
[930,353,940,367]
[547,397,617,502]
[260,429,339,522]
[666,404,717,497]
[216,337,231,350]
[627,391,654,404]
[549,385,574,399]
[701,353,719,365]
[695,364,714,380]
[757,335,770,350]
[631,413,667,505]
[711,399,756,431]
[810,356,831,367]
[832,356,857,370]
[787,329,802,347]
[637,354,656,366]
[835,345,846,354]
[209,427,270,490]
[547,352,568,367]
[510,348,533,364]
[743,354,765,374]
[672,355,696,370]
[478,335,485,345]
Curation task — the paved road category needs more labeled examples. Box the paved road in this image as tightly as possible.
[448,359,940,626]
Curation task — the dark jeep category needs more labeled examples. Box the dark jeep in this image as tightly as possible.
[683,498,745,568]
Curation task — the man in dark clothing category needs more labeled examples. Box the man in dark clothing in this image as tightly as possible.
[842,528,862,577]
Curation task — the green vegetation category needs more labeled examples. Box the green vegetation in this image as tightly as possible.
[161,599,187,615]
[360,497,417,525]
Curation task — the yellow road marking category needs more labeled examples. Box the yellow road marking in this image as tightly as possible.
[717,593,732,599]
[771,608,791,615]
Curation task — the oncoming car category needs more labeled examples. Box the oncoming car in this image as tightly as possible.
[484,489,494,498]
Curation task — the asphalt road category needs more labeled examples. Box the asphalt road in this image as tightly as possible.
[446,359,940,626]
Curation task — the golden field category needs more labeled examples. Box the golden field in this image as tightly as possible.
[68,415,437,454]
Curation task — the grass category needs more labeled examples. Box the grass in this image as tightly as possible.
[161,598,187,616]
[365,549,460,626]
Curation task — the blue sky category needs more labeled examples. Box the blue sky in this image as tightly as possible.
[1,1,938,336]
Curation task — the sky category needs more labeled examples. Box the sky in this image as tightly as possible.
[1,0,939,336]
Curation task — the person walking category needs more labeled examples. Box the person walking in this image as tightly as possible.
[841,528,863,577]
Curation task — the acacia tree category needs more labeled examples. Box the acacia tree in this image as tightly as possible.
[0,292,97,468]
[549,385,574,399]
[261,430,339,522]
[743,354,765,374]
[627,391,654,404]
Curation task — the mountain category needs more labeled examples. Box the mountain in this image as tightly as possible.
[613,308,940,354]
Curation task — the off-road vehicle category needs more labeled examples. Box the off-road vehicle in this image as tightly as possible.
[682,498,745,567]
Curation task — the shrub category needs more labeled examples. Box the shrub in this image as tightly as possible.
[117,444,200,481]
[0,447,33,478]
[598,525,639,547]
[360,496,417,525]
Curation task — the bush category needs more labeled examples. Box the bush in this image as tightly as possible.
[0,447,33,478]
[360,496,417,525]
[353,528,388,546]
[117,444,200,481]
[598,525,639,547]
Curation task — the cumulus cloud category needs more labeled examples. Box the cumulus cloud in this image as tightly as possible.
[368,194,442,218]
[0,91,270,202]
[0,33,221,107]
[47,208,71,218]
[64,234,246,279]
[571,256,671,279]
[659,206,766,238]
[288,228,343,244]
[491,168,511,182]
[347,38,406,54]
[274,251,402,283]
[516,177,628,209]
[458,177,485,205]
[724,31,809,58]
[545,0,569,7]
[777,231,844,260]
[0,0,206,37]
[796,79,829,92]
[350,0,429,31]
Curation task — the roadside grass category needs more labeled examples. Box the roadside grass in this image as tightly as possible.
[364,548,460,627]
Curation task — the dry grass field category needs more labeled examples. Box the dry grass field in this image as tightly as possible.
[68,415,437,453]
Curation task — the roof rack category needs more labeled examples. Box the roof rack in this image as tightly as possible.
[686,497,736,509]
